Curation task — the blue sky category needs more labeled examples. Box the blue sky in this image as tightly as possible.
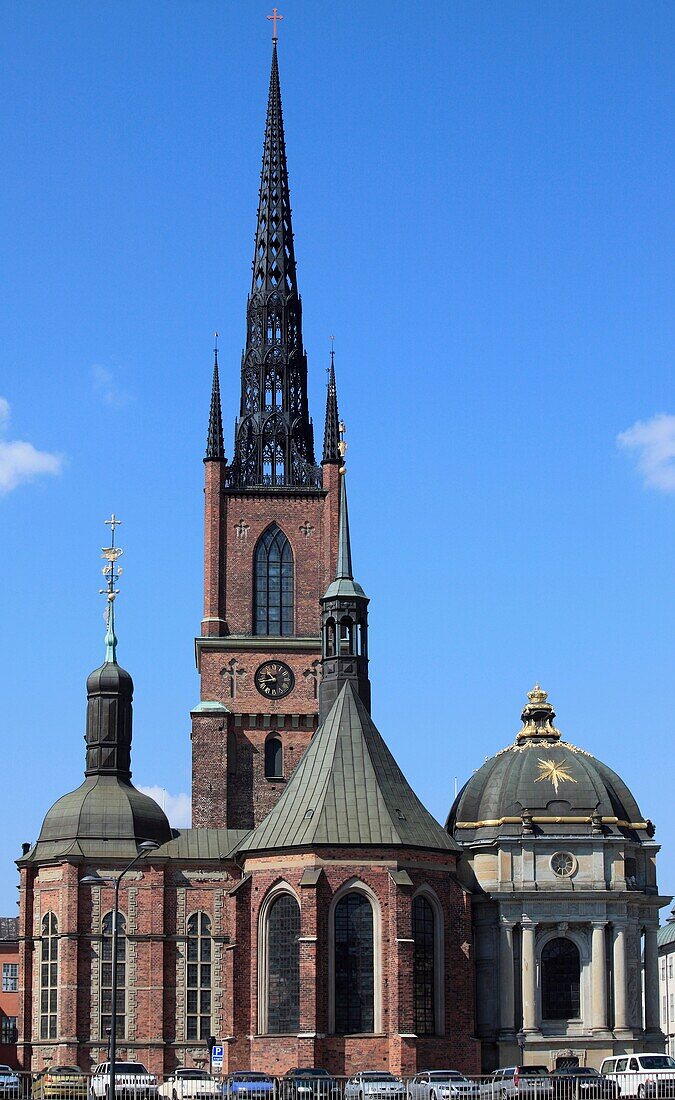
[0,1,674,914]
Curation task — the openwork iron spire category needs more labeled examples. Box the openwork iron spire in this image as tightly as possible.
[205,335,225,460]
[322,349,341,464]
[228,40,320,490]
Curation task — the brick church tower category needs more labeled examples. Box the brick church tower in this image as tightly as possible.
[192,41,342,831]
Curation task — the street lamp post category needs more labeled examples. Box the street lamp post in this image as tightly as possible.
[82,841,159,1100]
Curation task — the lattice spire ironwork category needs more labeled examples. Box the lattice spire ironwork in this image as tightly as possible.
[322,348,341,464]
[228,40,320,490]
[205,335,225,461]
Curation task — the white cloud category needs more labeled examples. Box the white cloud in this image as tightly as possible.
[0,397,63,495]
[92,363,131,408]
[139,785,192,828]
[617,413,675,493]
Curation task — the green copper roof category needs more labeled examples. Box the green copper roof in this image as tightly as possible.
[156,827,249,860]
[240,680,458,853]
[21,775,172,863]
[658,918,675,948]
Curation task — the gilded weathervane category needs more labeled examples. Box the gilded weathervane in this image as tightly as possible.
[535,757,577,794]
[100,513,124,662]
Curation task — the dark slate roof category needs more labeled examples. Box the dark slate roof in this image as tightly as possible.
[0,917,18,940]
[240,681,458,854]
[20,776,172,863]
[156,828,249,860]
[448,739,649,843]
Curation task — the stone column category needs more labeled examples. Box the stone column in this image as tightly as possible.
[521,920,537,1032]
[612,923,630,1033]
[644,924,661,1032]
[499,920,515,1034]
[591,921,609,1032]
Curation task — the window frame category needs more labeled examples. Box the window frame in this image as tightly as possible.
[40,912,58,1041]
[1,963,18,993]
[540,935,581,1021]
[253,524,294,637]
[100,911,126,1040]
[328,881,382,1035]
[257,884,301,1036]
[412,890,445,1036]
[185,912,212,1042]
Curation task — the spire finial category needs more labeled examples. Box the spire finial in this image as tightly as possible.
[100,515,124,663]
[322,341,341,464]
[206,335,225,460]
[267,7,283,40]
[336,457,353,580]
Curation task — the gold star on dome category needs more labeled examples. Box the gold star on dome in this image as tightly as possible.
[535,757,577,794]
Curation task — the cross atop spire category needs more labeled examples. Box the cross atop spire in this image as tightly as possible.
[205,333,225,461]
[267,7,283,40]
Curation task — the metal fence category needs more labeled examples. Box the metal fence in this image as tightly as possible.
[4,1071,675,1100]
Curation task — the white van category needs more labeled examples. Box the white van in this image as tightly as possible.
[599,1056,675,1098]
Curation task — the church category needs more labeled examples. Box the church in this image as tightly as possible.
[15,39,669,1079]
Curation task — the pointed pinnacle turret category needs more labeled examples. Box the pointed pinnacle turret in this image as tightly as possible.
[324,453,366,599]
[229,41,319,489]
[322,348,341,464]
[320,466,370,720]
[205,336,225,461]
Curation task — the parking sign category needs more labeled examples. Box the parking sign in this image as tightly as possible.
[211,1044,224,1071]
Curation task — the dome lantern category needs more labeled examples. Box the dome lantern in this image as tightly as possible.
[516,683,561,743]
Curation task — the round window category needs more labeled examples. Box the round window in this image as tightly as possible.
[551,851,576,877]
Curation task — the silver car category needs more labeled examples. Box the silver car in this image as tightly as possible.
[344,1074,406,1100]
[410,1073,480,1100]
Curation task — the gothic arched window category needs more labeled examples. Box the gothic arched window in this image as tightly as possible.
[413,895,435,1035]
[541,937,580,1020]
[101,912,126,1039]
[186,913,212,1040]
[40,913,58,1040]
[267,894,300,1034]
[254,524,293,636]
[334,893,374,1034]
[265,736,283,779]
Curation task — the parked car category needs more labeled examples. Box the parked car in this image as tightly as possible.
[409,1072,481,1100]
[90,1062,158,1100]
[599,1057,675,1099]
[343,1073,405,1100]
[221,1075,276,1100]
[551,1069,619,1100]
[32,1067,87,1100]
[0,1068,20,1100]
[279,1070,340,1100]
[483,1068,553,1100]
[158,1072,221,1100]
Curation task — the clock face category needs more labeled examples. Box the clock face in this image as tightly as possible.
[254,660,295,699]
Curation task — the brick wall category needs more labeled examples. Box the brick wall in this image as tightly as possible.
[18,846,478,1078]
